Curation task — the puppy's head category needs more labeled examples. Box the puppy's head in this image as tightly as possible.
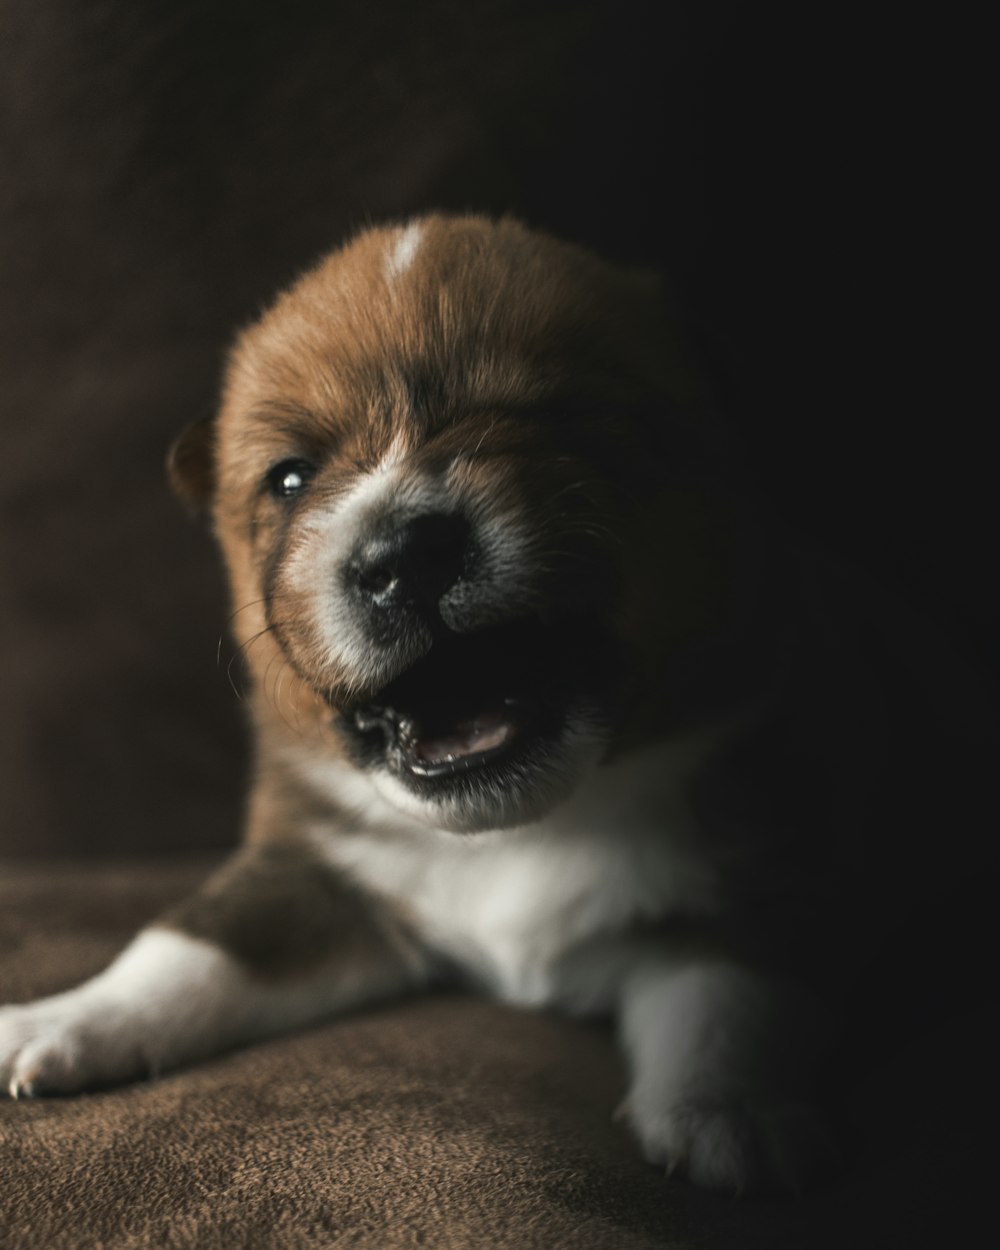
[173,215,743,831]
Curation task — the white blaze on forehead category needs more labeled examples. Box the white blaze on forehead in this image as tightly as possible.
[385,222,424,279]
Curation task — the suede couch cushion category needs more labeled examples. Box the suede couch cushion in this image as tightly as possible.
[1,860,994,1250]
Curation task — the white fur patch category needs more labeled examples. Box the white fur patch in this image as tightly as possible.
[281,443,533,695]
[0,927,391,1096]
[620,959,834,1191]
[295,736,721,1008]
[385,222,424,279]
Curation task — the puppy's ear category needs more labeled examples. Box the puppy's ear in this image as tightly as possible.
[168,417,216,517]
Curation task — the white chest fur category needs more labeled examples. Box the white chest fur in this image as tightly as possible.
[296,740,720,1008]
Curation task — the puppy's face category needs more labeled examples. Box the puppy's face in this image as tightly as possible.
[175,216,736,831]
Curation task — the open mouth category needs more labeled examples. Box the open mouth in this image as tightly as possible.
[342,617,604,787]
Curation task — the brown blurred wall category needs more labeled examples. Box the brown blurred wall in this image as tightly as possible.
[0,0,990,858]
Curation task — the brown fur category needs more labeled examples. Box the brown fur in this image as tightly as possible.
[182,215,769,773]
[161,841,422,981]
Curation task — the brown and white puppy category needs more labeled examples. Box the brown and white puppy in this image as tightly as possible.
[1,214,921,1191]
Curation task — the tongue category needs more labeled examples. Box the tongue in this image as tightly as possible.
[409,711,517,766]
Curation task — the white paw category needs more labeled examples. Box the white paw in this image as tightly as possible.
[627,1093,840,1193]
[0,995,152,1097]
[0,929,250,1098]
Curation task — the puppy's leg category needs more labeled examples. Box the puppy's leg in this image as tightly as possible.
[620,953,838,1193]
[0,841,427,1097]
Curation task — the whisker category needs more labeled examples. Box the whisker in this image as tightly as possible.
[546,480,593,502]
[274,659,304,738]
[222,619,288,700]
[217,595,289,669]
[262,649,281,706]
[263,652,302,738]
[224,593,290,629]
[469,416,497,459]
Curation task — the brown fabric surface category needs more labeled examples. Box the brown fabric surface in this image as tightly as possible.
[1,861,994,1250]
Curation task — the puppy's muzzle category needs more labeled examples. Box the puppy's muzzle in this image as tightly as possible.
[330,492,620,810]
[345,510,473,639]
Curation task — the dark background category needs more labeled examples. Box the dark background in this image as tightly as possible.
[0,0,991,858]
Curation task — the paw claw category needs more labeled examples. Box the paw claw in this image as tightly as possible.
[8,1076,35,1100]
[629,1094,834,1194]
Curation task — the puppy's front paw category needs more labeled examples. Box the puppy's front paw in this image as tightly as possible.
[627,1093,839,1193]
[0,997,152,1097]
[0,929,248,1097]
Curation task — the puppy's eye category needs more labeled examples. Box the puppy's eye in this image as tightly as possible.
[266,459,316,499]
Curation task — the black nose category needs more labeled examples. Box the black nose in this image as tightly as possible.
[346,512,472,619]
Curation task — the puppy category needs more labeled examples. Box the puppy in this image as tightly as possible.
[0,214,938,1191]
